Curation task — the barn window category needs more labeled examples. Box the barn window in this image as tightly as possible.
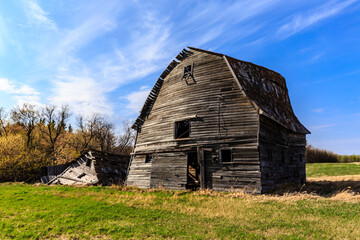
[181,64,196,85]
[86,159,92,167]
[145,154,152,163]
[175,120,190,138]
[184,65,192,75]
[78,173,86,179]
[220,150,232,163]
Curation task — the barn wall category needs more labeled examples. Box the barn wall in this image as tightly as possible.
[92,152,130,185]
[150,152,187,190]
[259,116,306,193]
[204,147,261,194]
[128,50,261,191]
[126,155,151,188]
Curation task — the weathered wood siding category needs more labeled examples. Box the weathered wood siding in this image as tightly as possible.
[204,148,261,194]
[127,50,261,191]
[259,116,306,193]
[150,152,187,190]
[126,155,151,188]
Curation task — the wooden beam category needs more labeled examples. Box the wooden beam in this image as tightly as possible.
[198,147,206,189]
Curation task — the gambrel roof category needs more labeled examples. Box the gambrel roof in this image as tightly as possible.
[132,47,310,134]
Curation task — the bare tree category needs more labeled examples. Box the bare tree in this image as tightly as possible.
[0,107,8,136]
[11,103,39,148]
[38,105,70,155]
[114,120,135,155]
[75,114,98,152]
[93,116,116,152]
[75,113,117,152]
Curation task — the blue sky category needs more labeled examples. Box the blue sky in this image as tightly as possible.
[0,0,359,154]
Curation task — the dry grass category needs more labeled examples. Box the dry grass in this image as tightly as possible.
[307,174,360,181]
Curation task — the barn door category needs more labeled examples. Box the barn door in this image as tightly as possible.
[186,152,200,190]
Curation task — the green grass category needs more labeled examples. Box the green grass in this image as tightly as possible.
[1,183,360,239]
[306,162,360,177]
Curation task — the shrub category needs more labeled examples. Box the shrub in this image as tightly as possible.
[0,134,48,182]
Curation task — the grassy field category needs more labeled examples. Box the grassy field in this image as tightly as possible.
[306,162,360,177]
[1,182,360,239]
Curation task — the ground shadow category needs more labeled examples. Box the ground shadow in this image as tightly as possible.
[272,179,360,197]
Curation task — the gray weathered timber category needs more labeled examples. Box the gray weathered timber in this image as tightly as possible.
[127,47,309,194]
[43,150,130,186]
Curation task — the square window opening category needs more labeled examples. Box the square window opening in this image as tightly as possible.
[184,65,192,75]
[145,154,152,163]
[86,159,92,167]
[78,173,86,179]
[175,120,190,139]
[221,149,232,163]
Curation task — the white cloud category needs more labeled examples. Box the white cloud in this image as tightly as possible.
[0,78,39,95]
[278,0,357,38]
[49,76,112,116]
[0,78,15,93]
[14,95,41,106]
[0,78,41,105]
[124,86,151,114]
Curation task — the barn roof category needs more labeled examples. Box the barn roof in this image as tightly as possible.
[132,47,310,134]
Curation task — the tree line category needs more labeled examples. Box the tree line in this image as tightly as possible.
[0,103,134,182]
[306,145,360,163]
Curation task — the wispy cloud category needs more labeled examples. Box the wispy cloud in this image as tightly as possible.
[308,52,325,63]
[24,1,56,29]
[310,124,337,130]
[278,0,357,38]
[312,108,325,113]
[2,0,358,122]
[124,86,151,114]
[46,6,175,116]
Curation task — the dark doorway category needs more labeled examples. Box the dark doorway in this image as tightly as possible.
[186,152,200,190]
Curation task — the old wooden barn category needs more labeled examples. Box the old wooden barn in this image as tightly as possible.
[126,47,310,194]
